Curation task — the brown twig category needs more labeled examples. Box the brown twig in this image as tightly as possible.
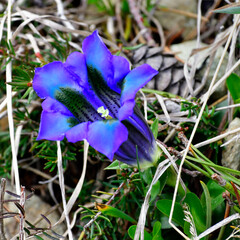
[127,0,155,46]
[212,173,226,187]
[0,179,6,240]
[83,171,136,230]
[231,181,240,207]
[157,6,208,22]
[19,186,26,240]
[115,0,127,44]
[222,191,232,219]
[162,143,202,177]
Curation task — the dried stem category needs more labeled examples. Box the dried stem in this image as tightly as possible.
[127,0,155,46]
[0,179,6,240]
[231,182,240,207]
[83,171,136,230]
[19,186,26,240]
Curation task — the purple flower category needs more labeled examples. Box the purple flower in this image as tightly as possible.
[33,30,160,166]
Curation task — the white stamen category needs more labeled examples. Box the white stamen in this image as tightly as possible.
[97,106,110,118]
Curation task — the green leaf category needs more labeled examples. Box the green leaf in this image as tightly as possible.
[104,160,130,170]
[200,181,212,233]
[123,44,145,50]
[184,192,206,233]
[152,221,163,240]
[13,67,31,81]
[21,87,33,99]
[226,73,240,102]
[156,199,185,228]
[7,82,29,87]
[142,167,152,185]
[150,181,160,203]
[28,88,37,104]
[42,232,59,240]
[158,171,168,194]
[128,225,152,240]
[206,180,225,210]
[7,40,15,55]
[33,236,44,240]
[151,119,159,139]
[96,203,136,224]
[213,3,240,14]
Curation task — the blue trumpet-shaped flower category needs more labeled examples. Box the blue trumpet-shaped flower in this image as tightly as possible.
[33,30,160,167]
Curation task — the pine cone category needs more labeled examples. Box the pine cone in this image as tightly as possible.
[130,45,201,98]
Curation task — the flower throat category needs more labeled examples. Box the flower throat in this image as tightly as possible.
[55,87,101,122]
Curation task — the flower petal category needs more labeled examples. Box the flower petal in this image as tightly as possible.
[87,120,128,160]
[42,97,73,116]
[129,105,154,142]
[112,55,130,93]
[82,30,113,86]
[64,52,88,88]
[37,111,74,141]
[33,62,81,99]
[119,64,158,120]
[65,51,117,112]
[66,122,90,143]
[118,100,135,121]
[115,119,160,166]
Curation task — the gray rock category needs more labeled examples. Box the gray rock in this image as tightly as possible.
[155,0,197,39]
[222,118,240,170]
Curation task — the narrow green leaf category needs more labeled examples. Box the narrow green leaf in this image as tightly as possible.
[7,82,29,87]
[42,232,59,240]
[200,181,212,234]
[8,40,15,56]
[186,155,240,176]
[156,199,185,228]
[151,119,159,139]
[184,192,206,233]
[104,160,130,170]
[13,67,31,81]
[213,3,240,14]
[206,180,225,210]
[28,88,36,104]
[142,167,152,185]
[158,171,168,195]
[96,203,136,224]
[226,73,240,102]
[152,221,163,240]
[150,180,160,203]
[123,43,145,50]
[33,236,44,240]
[128,225,152,240]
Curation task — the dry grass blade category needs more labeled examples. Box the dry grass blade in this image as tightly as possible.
[183,0,203,98]
[6,0,21,196]
[194,126,240,149]
[62,140,89,238]
[56,141,73,239]
[155,94,170,123]
[11,10,118,49]
[134,159,172,240]
[139,90,148,120]
[198,213,240,239]
[55,140,89,237]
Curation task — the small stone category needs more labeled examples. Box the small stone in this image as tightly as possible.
[222,118,240,170]
[155,0,197,39]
